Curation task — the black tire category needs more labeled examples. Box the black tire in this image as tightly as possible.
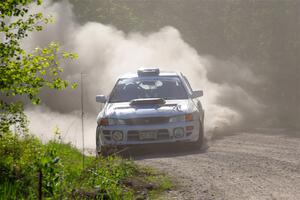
[97,146,110,157]
[96,126,111,157]
[96,126,101,156]
[194,121,204,148]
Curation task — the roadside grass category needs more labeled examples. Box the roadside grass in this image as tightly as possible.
[142,167,173,199]
[0,132,172,199]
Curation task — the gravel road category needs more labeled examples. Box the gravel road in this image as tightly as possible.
[130,131,300,200]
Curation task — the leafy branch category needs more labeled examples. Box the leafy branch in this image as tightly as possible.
[0,0,77,134]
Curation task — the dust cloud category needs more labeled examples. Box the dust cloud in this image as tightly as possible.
[23,1,267,148]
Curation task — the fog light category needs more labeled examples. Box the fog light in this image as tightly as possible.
[186,126,194,131]
[112,131,123,141]
[174,128,184,138]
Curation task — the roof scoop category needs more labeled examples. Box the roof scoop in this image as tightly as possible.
[137,68,160,77]
[130,98,166,106]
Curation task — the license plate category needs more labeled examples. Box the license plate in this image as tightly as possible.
[139,131,157,140]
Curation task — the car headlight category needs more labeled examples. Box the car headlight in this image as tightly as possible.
[174,128,185,138]
[169,113,194,123]
[169,115,185,123]
[108,118,126,125]
[112,131,123,141]
[98,118,126,126]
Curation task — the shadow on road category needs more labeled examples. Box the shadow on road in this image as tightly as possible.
[117,138,209,160]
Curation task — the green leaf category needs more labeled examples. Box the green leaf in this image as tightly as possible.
[71,83,78,89]
[0,0,78,135]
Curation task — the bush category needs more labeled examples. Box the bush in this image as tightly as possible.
[0,131,63,199]
[0,131,172,199]
[76,156,137,199]
[0,132,149,199]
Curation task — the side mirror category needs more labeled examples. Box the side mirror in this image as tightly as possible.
[192,90,203,98]
[96,95,107,103]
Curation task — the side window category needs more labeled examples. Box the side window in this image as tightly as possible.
[182,75,193,95]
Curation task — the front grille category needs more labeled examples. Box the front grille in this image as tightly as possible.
[124,117,169,125]
[127,129,170,141]
[127,130,139,141]
[157,129,169,140]
[102,130,111,141]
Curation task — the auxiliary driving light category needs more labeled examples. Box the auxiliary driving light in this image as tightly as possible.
[186,126,194,131]
[174,128,184,138]
[112,131,123,141]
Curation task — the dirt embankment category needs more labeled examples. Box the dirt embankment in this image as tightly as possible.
[135,132,300,200]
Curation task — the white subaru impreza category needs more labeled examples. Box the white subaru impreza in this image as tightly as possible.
[95,68,204,154]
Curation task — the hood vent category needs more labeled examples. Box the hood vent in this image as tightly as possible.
[130,98,166,106]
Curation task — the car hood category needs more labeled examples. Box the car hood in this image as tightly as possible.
[101,99,196,119]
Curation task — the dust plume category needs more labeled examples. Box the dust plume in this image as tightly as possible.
[22,1,264,148]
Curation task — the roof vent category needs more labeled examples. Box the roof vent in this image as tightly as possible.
[137,68,160,77]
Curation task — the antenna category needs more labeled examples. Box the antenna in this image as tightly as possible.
[80,72,85,169]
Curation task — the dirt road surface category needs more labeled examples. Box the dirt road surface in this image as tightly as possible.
[130,132,300,200]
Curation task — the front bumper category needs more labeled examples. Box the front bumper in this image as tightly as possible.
[96,121,200,147]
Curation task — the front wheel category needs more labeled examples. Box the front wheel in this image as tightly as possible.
[96,146,111,157]
[96,126,110,157]
[194,121,204,148]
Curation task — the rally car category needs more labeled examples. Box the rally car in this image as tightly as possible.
[95,68,204,154]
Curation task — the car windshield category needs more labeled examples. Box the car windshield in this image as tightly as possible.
[109,76,188,103]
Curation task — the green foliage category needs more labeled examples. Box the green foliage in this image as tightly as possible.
[0,39,77,104]
[38,144,63,197]
[0,131,43,199]
[77,156,137,199]
[46,141,90,182]
[0,101,28,134]
[0,131,68,199]
[0,0,77,133]
[0,132,171,199]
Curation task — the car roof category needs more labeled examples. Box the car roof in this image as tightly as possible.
[119,70,181,79]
